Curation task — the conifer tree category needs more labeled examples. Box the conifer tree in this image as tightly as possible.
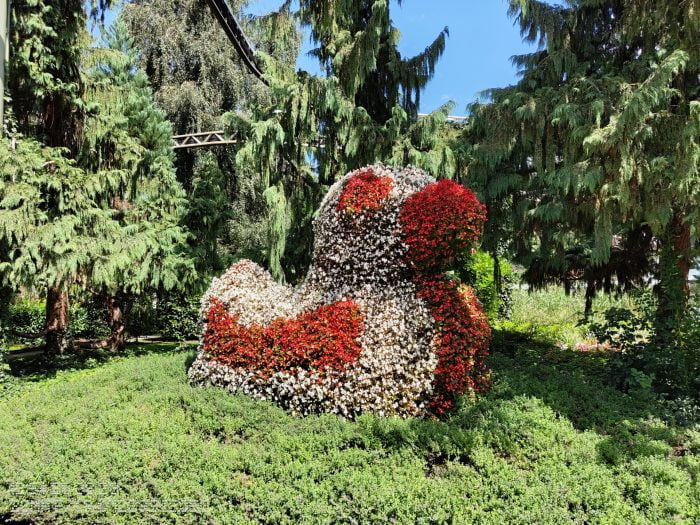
[466,0,699,329]
[78,20,194,350]
[7,0,116,352]
[226,0,457,280]
[1,8,192,353]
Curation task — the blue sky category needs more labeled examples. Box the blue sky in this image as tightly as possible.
[100,1,538,115]
[246,0,539,114]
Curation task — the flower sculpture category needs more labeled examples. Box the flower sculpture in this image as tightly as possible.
[189,165,491,418]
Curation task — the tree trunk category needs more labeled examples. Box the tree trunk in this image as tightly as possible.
[45,287,69,355]
[493,253,502,294]
[655,213,691,337]
[106,294,128,352]
[584,281,596,321]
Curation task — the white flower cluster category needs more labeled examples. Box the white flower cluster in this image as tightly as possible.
[189,165,442,418]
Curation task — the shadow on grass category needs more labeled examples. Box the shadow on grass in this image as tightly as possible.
[6,341,197,384]
[351,329,696,470]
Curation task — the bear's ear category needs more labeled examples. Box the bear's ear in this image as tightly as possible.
[337,168,394,216]
[399,179,487,273]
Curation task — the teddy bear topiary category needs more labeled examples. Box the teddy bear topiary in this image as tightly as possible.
[188,164,491,418]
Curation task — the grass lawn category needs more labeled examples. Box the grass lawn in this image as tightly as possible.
[0,341,698,524]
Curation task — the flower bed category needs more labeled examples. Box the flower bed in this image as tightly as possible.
[189,164,491,418]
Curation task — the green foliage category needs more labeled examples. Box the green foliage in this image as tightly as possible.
[0,137,123,290]
[8,0,115,150]
[7,299,45,340]
[156,294,201,342]
[3,8,194,352]
[122,0,301,277]
[606,293,700,405]
[0,343,697,522]
[79,22,195,296]
[7,297,112,345]
[465,0,700,328]
[507,287,597,347]
[125,295,159,338]
[460,251,513,319]
[589,308,654,353]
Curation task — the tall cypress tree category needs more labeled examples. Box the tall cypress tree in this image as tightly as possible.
[300,0,447,123]
[466,0,699,329]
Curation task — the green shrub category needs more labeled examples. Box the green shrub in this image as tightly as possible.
[588,306,653,352]
[460,251,514,319]
[69,297,110,339]
[8,296,111,345]
[8,299,45,340]
[156,293,201,341]
[600,290,700,406]
[126,294,159,337]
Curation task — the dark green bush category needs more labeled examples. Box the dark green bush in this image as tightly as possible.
[8,299,45,340]
[156,293,201,341]
[69,297,110,339]
[8,296,110,345]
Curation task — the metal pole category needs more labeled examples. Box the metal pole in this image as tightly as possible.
[0,0,8,136]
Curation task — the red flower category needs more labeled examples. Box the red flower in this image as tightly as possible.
[416,276,491,416]
[400,179,487,273]
[203,299,365,378]
[337,169,394,216]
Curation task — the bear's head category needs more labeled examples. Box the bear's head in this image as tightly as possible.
[307,164,487,292]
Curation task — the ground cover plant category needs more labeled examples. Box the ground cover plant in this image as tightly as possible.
[0,339,698,524]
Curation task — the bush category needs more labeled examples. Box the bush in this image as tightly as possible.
[8,299,45,341]
[126,294,159,337]
[601,290,700,406]
[8,296,111,345]
[156,293,201,341]
[588,306,653,352]
[0,348,698,523]
[459,251,514,320]
[69,297,110,339]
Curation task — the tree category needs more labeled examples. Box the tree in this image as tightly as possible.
[7,0,117,353]
[227,0,458,280]
[77,20,194,350]
[300,0,447,124]
[122,0,301,276]
[465,0,699,330]
[1,8,192,353]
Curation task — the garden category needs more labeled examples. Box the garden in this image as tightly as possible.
[1,0,698,523]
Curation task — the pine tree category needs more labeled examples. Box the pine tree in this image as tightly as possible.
[78,20,194,350]
[466,0,699,329]
[7,0,116,352]
[300,0,447,123]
